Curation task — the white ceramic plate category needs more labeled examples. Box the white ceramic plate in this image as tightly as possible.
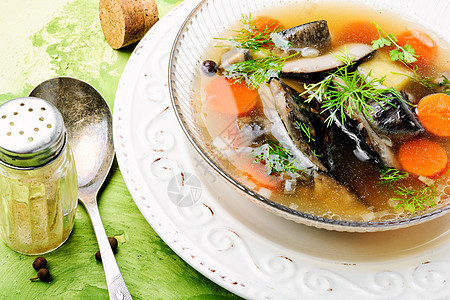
[113,0,450,298]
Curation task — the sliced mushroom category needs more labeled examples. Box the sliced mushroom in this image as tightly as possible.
[281,43,376,78]
[219,48,250,70]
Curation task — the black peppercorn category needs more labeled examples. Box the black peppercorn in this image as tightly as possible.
[95,237,119,262]
[95,250,102,262]
[108,237,118,253]
[30,268,52,282]
[32,257,47,271]
[201,60,218,75]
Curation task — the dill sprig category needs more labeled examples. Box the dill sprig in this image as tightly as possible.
[322,70,398,126]
[226,14,283,50]
[295,121,315,143]
[440,75,450,95]
[252,141,304,175]
[224,53,298,89]
[394,170,450,213]
[294,123,322,157]
[378,166,434,214]
[398,67,437,89]
[332,49,354,66]
[394,67,450,95]
[382,169,448,213]
[379,166,409,185]
[371,23,418,64]
[392,185,437,214]
[301,54,400,126]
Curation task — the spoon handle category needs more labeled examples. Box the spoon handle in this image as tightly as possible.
[82,197,133,300]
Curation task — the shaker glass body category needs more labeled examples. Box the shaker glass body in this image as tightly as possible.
[0,144,77,254]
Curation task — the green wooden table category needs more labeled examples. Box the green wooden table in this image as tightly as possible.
[0,0,239,298]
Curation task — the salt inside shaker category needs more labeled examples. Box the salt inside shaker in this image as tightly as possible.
[0,97,77,254]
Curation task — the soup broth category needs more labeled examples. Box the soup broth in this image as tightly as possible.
[194,1,450,222]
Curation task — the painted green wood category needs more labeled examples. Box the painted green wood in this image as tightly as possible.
[0,0,240,298]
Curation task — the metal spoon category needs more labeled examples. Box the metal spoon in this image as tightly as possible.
[30,77,132,300]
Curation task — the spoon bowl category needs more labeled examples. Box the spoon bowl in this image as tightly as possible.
[30,77,114,195]
[29,77,131,300]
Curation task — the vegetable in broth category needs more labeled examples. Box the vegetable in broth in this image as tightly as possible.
[195,2,450,222]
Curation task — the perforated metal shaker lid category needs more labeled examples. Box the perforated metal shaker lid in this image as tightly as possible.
[0,97,66,169]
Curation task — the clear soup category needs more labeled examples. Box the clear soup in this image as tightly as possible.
[194,1,450,222]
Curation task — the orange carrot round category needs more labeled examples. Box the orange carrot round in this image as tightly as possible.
[205,77,259,116]
[396,30,437,67]
[253,16,281,33]
[338,21,379,45]
[398,138,448,177]
[241,161,283,191]
[417,93,450,137]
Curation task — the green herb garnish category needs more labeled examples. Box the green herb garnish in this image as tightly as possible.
[392,185,437,214]
[439,75,450,95]
[379,166,409,185]
[371,23,418,64]
[312,150,322,158]
[394,67,450,95]
[440,75,450,93]
[332,47,354,66]
[224,53,298,89]
[380,168,448,214]
[295,121,315,143]
[322,70,398,126]
[252,141,304,175]
[398,67,437,89]
[378,166,434,214]
[301,55,400,126]
[226,14,283,50]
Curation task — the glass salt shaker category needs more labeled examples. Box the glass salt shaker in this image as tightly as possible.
[0,97,77,255]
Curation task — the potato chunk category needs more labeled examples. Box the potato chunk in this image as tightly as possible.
[358,51,412,90]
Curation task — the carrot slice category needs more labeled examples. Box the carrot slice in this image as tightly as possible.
[241,161,283,191]
[396,30,437,67]
[205,77,259,116]
[417,93,450,137]
[253,16,281,33]
[339,21,379,45]
[398,138,448,177]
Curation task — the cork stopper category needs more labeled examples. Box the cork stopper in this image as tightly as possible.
[99,0,159,49]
